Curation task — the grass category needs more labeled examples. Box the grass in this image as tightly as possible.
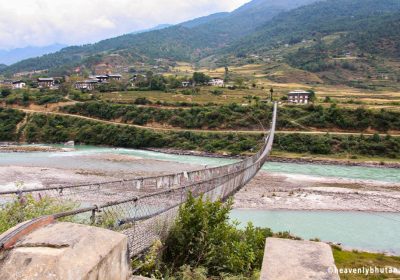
[333,247,400,280]
[0,193,77,234]
[96,87,270,105]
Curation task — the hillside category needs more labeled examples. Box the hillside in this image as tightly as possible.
[229,0,400,55]
[1,0,318,75]
[218,0,400,88]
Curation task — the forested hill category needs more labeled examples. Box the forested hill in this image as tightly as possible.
[229,0,400,56]
[1,0,319,75]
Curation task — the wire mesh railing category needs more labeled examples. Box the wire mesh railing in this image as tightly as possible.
[0,103,278,257]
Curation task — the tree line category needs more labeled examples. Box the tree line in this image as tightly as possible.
[62,102,400,132]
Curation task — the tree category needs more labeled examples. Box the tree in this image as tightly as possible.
[192,72,210,85]
[270,87,274,102]
[224,66,230,82]
[308,89,316,103]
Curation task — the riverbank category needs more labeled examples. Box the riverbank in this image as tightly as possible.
[0,144,73,153]
[234,171,400,212]
[0,152,202,191]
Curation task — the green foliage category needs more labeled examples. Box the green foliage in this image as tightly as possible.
[231,0,400,58]
[333,247,400,280]
[192,72,210,85]
[210,89,224,96]
[62,102,400,133]
[3,105,399,158]
[274,133,400,158]
[0,108,25,141]
[20,113,264,155]
[1,88,12,97]
[0,191,77,234]
[134,97,153,105]
[135,194,272,279]
[163,195,272,276]
[0,89,67,106]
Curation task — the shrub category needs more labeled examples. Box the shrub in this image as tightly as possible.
[157,194,272,277]
[0,190,77,234]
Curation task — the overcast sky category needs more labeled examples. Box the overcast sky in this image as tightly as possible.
[0,0,250,50]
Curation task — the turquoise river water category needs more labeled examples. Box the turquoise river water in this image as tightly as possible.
[1,145,399,254]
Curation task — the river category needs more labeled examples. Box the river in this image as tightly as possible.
[1,145,399,254]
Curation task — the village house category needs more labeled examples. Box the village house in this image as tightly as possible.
[209,78,224,87]
[94,74,122,83]
[287,90,311,104]
[95,75,109,83]
[107,74,122,81]
[37,78,55,89]
[12,80,26,89]
[74,80,99,91]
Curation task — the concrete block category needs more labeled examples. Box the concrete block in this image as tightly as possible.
[260,237,340,280]
[0,222,130,280]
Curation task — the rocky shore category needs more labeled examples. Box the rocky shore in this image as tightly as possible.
[234,171,400,212]
[0,144,73,153]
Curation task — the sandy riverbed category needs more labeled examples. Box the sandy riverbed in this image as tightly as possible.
[0,153,202,191]
[234,171,400,212]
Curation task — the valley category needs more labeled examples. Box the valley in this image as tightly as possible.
[1,0,400,279]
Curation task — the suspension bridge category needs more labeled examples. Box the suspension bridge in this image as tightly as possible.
[0,103,278,257]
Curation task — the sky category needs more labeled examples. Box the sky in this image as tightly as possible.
[0,0,250,50]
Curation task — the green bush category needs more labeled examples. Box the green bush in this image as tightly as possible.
[0,192,77,234]
[139,194,273,278]
[0,108,25,141]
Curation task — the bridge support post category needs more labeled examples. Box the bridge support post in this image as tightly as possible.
[0,222,131,280]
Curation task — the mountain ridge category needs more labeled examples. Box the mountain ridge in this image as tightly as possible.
[0,44,67,65]
[1,0,319,75]
[2,0,400,84]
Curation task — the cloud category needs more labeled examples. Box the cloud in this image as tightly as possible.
[0,0,249,50]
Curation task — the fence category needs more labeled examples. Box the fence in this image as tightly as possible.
[0,103,278,257]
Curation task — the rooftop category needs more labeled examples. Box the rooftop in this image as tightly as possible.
[38,78,54,81]
[288,90,311,95]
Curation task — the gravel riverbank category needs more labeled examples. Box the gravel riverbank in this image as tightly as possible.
[234,171,400,212]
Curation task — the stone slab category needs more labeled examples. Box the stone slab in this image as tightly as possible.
[260,238,340,280]
[0,222,130,280]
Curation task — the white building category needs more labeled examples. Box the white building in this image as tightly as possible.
[37,78,55,89]
[75,80,99,91]
[209,78,224,87]
[12,80,26,89]
[288,90,311,104]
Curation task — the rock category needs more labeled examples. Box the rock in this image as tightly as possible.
[260,238,340,280]
[65,141,75,147]
[0,222,130,280]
